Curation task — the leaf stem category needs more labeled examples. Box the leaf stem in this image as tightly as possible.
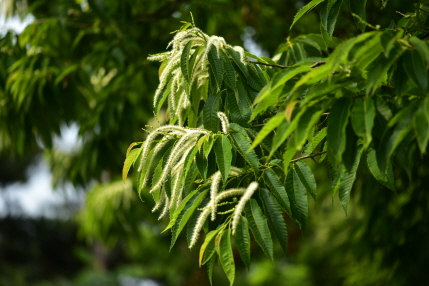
[254,62,290,69]
[290,151,327,163]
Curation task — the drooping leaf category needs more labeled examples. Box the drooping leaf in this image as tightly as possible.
[199,228,221,267]
[327,97,352,165]
[122,146,142,182]
[208,46,224,91]
[235,216,251,270]
[170,189,209,249]
[181,40,193,83]
[320,0,344,37]
[263,168,292,215]
[245,199,274,261]
[196,148,208,180]
[414,105,429,154]
[226,47,248,77]
[402,50,428,93]
[260,188,288,256]
[250,112,284,149]
[226,89,251,127]
[366,148,395,190]
[338,144,363,214]
[303,127,327,154]
[220,50,237,92]
[230,131,259,172]
[217,228,235,286]
[409,36,429,66]
[285,167,308,230]
[203,92,222,132]
[351,97,375,148]
[342,121,359,173]
[294,161,317,200]
[290,0,326,30]
[213,135,233,183]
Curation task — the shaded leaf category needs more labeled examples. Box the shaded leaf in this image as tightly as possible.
[213,135,233,183]
[230,131,259,172]
[203,92,222,132]
[181,40,192,83]
[290,0,326,30]
[217,228,235,286]
[294,161,317,200]
[263,168,292,215]
[235,216,251,270]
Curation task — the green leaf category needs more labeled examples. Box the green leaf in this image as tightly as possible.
[328,97,352,165]
[251,85,283,120]
[122,146,142,182]
[366,148,395,190]
[294,161,317,200]
[245,199,274,261]
[235,216,251,270]
[204,134,215,159]
[207,255,216,286]
[216,228,235,286]
[351,97,375,148]
[349,0,368,32]
[367,45,405,94]
[290,0,326,30]
[226,46,248,77]
[203,92,222,132]
[294,106,323,149]
[338,144,363,214]
[170,189,208,249]
[342,121,359,173]
[320,0,344,37]
[402,50,428,93]
[230,131,259,172]
[250,113,284,149]
[213,135,233,183]
[208,47,224,91]
[196,148,208,180]
[285,167,308,230]
[260,188,288,256]
[303,127,327,154]
[226,89,251,127]
[199,228,221,267]
[181,40,192,83]
[409,36,429,66]
[269,120,290,159]
[263,168,292,215]
[221,50,237,92]
[414,105,429,154]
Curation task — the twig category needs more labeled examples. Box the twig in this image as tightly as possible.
[396,11,416,21]
[251,123,266,128]
[255,62,290,69]
[290,151,327,163]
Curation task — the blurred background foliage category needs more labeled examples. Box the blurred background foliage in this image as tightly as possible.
[0,0,427,285]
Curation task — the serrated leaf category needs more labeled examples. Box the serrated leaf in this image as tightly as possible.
[170,189,208,249]
[338,144,363,214]
[226,46,248,77]
[290,0,326,30]
[207,254,216,286]
[122,146,142,182]
[204,134,215,159]
[235,216,251,270]
[320,0,344,37]
[199,228,221,267]
[342,121,359,173]
[294,106,323,149]
[216,228,235,286]
[409,36,429,66]
[220,50,237,92]
[294,161,317,200]
[214,135,233,183]
[403,50,428,93]
[230,131,259,172]
[285,168,308,230]
[303,127,327,154]
[245,199,274,261]
[196,148,208,180]
[250,113,284,149]
[263,168,292,215]
[226,89,251,127]
[208,47,224,91]
[328,97,352,165]
[351,97,375,148]
[366,148,395,190]
[269,120,290,159]
[203,92,221,132]
[181,40,192,83]
[260,188,288,256]
[414,105,429,153]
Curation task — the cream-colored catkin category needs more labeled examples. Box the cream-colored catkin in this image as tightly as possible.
[217,112,230,134]
[210,171,222,221]
[189,207,210,248]
[231,182,259,235]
